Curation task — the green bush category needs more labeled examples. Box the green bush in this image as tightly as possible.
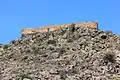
[69,23,76,32]
[67,38,73,43]
[47,40,56,44]
[3,44,10,49]
[19,74,32,80]
[103,53,116,64]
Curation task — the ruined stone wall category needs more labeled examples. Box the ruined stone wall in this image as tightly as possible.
[21,22,98,35]
[75,22,98,29]
[21,28,41,35]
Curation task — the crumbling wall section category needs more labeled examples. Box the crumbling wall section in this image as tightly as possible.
[21,22,98,35]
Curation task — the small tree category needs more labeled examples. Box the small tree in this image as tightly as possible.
[69,23,76,32]
[103,52,116,64]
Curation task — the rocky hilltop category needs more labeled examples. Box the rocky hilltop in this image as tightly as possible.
[0,22,120,80]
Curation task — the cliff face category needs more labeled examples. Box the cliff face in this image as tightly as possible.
[0,22,120,80]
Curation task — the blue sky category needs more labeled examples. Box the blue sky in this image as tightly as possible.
[0,0,119,44]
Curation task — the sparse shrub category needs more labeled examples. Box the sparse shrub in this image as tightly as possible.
[51,32,55,38]
[67,66,77,76]
[19,74,32,80]
[0,43,3,46]
[59,29,66,35]
[103,53,116,64]
[105,30,113,35]
[59,47,66,54]
[72,34,79,40]
[67,38,73,42]
[46,32,50,38]
[10,40,16,44]
[25,49,31,53]
[3,44,10,49]
[57,47,66,58]
[31,46,40,54]
[59,70,67,80]
[47,40,56,44]
[69,23,76,32]
[47,45,55,51]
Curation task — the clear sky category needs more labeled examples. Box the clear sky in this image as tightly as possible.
[0,0,119,44]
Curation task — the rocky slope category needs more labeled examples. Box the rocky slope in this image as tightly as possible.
[0,25,120,80]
